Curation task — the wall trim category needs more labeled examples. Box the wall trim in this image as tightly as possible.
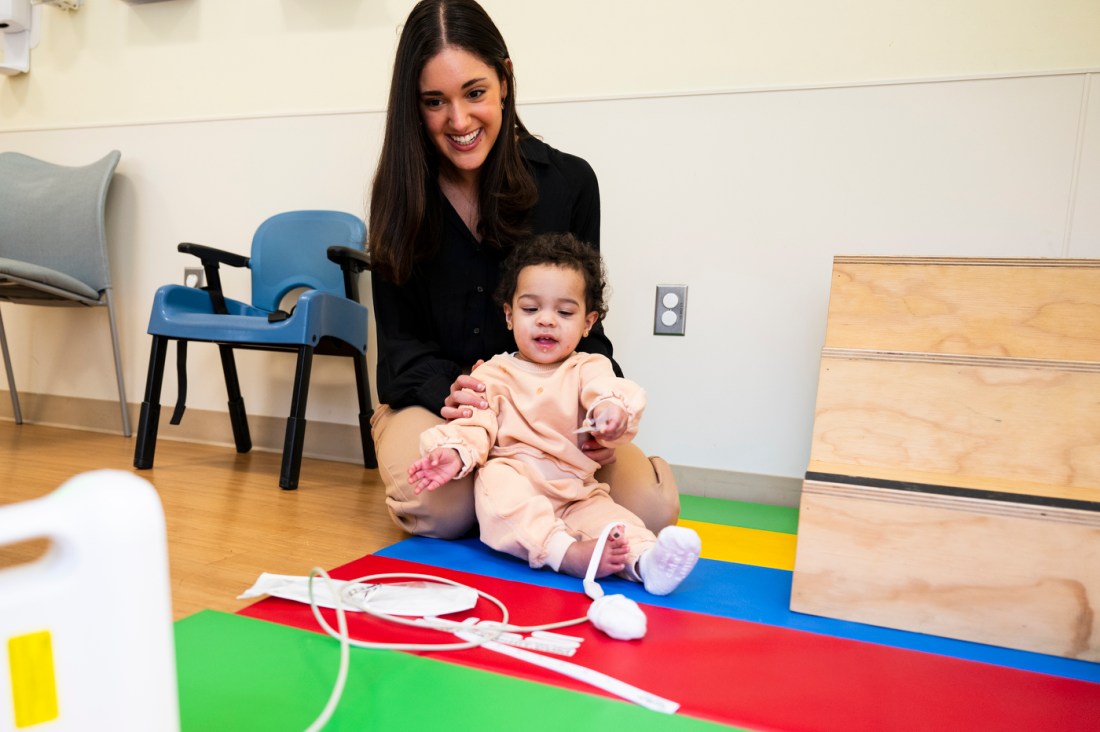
[0,391,802,507]
[672,464,802,508]
[0,391,366,464]
[4,67,1099,135]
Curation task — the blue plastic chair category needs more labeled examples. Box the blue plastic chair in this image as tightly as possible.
[133,210,376,489]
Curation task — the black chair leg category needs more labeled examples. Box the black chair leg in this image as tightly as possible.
[353,351,377,469]
[217,344,252,454]
[134,336,169,469]
[280,347,313,490]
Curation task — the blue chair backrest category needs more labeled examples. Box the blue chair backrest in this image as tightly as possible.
[249,210,366,313]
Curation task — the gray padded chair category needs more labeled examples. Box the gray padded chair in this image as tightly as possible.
[0,150,131,436]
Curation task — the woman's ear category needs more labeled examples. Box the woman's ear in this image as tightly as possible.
[501,58,512,101]
[503,303,513,330]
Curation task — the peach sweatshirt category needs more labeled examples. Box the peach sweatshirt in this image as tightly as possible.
[418,351,647,568]
[419,351,645,480]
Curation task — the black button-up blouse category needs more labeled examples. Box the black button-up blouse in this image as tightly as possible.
[371,135,618,413]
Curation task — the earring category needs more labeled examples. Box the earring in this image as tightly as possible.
[507,322,513,330]
[583,329,590,337]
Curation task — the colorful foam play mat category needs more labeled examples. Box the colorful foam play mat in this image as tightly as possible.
[174,496,1100,730]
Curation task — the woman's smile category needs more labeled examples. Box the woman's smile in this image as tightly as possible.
[448,129,483,148]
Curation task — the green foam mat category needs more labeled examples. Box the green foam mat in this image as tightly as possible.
[678,494,798,534]
[175,610,744,731]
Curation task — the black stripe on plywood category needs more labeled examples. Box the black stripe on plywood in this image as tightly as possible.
[804,471,1100,513]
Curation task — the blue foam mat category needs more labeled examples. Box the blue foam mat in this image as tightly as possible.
[377,536,1100,684]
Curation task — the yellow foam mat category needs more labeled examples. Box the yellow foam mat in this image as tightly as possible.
[677,519,797,571]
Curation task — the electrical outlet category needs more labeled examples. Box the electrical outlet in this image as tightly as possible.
[654,285,687,335]
[184,267,205,289]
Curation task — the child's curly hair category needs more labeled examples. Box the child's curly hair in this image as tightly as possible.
[495,233,609,321]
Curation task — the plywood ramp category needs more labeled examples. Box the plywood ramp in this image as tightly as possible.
[792,256,1100,662]
[824,257,1100,360]
[810,355,1100,500]
[794,478,1100,661]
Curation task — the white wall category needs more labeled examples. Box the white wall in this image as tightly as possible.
[2,1,1099,482]
[531,73,1098,476]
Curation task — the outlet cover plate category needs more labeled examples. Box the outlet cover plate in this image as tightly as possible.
[654,284,687,335]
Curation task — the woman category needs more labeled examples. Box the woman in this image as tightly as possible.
[368,0,680,538]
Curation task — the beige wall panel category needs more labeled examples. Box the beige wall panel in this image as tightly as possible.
[2,1,1099,129]
[1068,73,1100,257]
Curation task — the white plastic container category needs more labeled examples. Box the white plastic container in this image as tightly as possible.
[0,470,179,730]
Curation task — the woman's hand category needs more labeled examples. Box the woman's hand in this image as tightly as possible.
[578,403,624,466]
[441,360,487,420]
[580,437,616,467]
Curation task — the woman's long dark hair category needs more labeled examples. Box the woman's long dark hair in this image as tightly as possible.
[368,0,537,285]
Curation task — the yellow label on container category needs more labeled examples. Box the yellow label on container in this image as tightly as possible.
[8,630,59,728]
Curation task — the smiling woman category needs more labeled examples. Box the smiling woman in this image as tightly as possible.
[418,47,507,196]
[365,0,682,541]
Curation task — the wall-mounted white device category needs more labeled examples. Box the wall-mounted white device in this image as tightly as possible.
[0,0,37,75]
[34,1,84,11]
[0,0,31,32]
[1,0,83,76]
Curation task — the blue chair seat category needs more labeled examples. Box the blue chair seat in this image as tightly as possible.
[148,285,368,348]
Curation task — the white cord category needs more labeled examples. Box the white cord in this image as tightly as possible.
[303,569,350,732]
[582,522,624,600]
[298,524,658,728]
[300,568,591,730]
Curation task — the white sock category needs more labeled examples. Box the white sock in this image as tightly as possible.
[638,526,701,596]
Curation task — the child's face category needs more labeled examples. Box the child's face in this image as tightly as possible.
[503,264,599,365]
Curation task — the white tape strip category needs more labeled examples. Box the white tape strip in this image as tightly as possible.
[455,630,679,714]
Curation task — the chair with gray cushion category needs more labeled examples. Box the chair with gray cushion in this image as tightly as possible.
[0,150,130,436]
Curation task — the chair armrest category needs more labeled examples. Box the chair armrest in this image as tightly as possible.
[177,243,248,315]
[327,246,371,303]
[178,242,250,269]
[327,245,371,273]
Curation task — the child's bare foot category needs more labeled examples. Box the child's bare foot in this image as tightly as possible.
[560,525,630,578]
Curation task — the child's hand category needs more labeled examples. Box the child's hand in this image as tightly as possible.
[407,448,462,494]
[590,404,628,442]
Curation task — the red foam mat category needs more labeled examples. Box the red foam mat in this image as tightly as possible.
[239,554,1100,731]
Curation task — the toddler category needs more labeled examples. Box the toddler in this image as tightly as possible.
[408,233,700,594]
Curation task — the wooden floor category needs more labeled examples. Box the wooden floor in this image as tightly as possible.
[0,420,406,620]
